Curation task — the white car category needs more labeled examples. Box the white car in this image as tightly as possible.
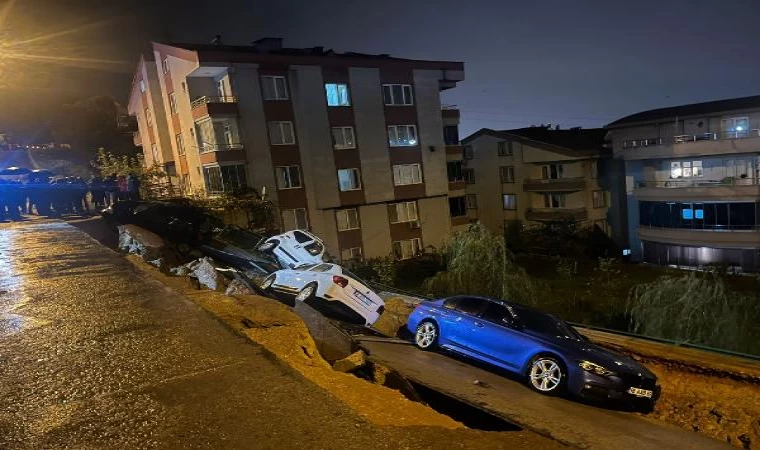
[258,230,326,268]
[260,263,385,325]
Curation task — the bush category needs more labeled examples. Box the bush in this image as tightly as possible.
[627,271,760,355]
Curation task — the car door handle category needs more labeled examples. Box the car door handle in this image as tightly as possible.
[474,322,484,328]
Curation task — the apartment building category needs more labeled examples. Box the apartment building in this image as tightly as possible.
[127,38,465,262]
[606,95,760,272]
[459,126,616,236]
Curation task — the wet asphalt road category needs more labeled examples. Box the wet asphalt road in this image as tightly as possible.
[0,220,561,449]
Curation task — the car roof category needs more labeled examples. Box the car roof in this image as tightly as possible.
[443,295,548,316]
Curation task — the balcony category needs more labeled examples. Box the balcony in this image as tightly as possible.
[441,104,460,119]
[199,143,244,154]
[621,129,760,160]
[635,178,760,201]
[638,225,760,249]
[526,207,588,222]
[523,177,586,192]
[198,143,246,165]
[191,96,239,120]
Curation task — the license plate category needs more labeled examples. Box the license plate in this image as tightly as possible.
[627,387,653,398]
[352,288,373,307]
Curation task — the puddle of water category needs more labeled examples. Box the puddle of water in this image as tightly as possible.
[0,228,30,335]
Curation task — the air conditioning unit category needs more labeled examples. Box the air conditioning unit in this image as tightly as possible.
[408,220,421,229]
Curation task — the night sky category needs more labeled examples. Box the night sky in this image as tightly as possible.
[2,0,760,138]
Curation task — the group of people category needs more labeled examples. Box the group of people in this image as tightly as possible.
[0,173,141,221]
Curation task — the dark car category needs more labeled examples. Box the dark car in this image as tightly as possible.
[407,296,660,406]
[102,200,222,245]
[200,226,281,278]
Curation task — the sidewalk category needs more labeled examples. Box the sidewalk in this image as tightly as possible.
[0,220,559,449]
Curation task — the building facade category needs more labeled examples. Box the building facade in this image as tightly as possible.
[127,38,465,262]
[459,127,615,237]
[606,95,760,272]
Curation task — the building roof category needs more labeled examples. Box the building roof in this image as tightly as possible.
[607,95,760,128]
[462,127,608,157]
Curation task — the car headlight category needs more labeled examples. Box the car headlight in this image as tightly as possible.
[578,360,615,377]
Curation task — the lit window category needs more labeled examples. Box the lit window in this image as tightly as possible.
[388,201,418,224]
[169,92,177,115]
[282,208,308,230]
[175,133,185,156]
[670,161,702,178]
[466,194,478,209]
[261,76,289,100]
[392,164,422,186]
[500,166,515,183]
[341,247,363,261]
[502,194,516,210]
[721,117,749,136]
[268,121,295,145]
[337,168,361,191]
[543,193,566,208]
[325,83,350,106]
[670,161,682,178]
[336,209,360,231]
[332,127,356,149]
[276,165,302,189]
[382,84,414,105]
[387,125,418,147]
[392,238,422,260]
[542,164,564,180]
[593,190,606,208]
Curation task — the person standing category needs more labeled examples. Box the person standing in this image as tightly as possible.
[103,174,118,206]
[88,175,105,210]
[117,175,128,202]
[127,173,141,201]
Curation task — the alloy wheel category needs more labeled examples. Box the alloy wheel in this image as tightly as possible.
[415,322,437,349]
[529,358,563,392]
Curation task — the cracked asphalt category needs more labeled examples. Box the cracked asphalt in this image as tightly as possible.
[0,219,562,449]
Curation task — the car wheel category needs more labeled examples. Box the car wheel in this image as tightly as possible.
[414,321,439,350]
[260,274,275,291]
[295,283,316,302]
[258,239,279,252]
[527,356,565,395]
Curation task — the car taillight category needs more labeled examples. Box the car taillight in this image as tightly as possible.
[332,275,349,288]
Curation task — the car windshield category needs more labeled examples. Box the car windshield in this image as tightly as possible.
[217,227,263,250]
[513,305,583,340]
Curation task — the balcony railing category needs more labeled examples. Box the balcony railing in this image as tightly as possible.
[636,177,760,189]
[199,142,244,153]
[623,129,760,148]
[191,96,238,108]
[523,177,586,192]
[525,207,588,222]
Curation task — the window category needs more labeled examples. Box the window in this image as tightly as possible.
[721,116,749,136]
[463,145,474,160]
[480,302,512,326]
[463,168,475,184]
[223,123,234,146]
[325,83,350,106]
[382,84,414,105]
[670,160,703,178]
[542,164,564,179]
[466,194,478,209]
[544,193,566,208]
[449,196,467,217]
[169,92,177,115]
[139,79,146,93]
[443,125,459,145]
[392,164,422,186]
[282,208,308,230]
[447,161,463,182]
[498,141,513,156]
[175,133,185,156]
[203,164,248,194]
[276,165,302,189]
[151,143,159,162]
[500,166,515,183]
[162,57,169,74]
[387,125,418,147]
[502,194,516,210]
[593,190,606,208]
[443,297,487,315]
[332,127,356,149]
[392,238,422,260]
[336,208,360,231]
[590,160,598,179]
[261,75,288,100]
[388,201,418,224]
[337,168,361,191]
[268,121,295,145]
[341,247,363,261]
[145,108,152,127]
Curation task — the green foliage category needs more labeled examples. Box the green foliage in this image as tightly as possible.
[556,258,578,280]
[424,223,543,305]
[348,256,396,286]
[92,148,162,179]
[627,271,760,354]
[192,192,276,231]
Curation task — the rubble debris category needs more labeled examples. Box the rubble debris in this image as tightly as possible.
[372,297,416,337]
[148,258,164,268]
[332,350,367,373]
[170,265,191,276]
[117,224,165,262]
[225,278,255,296]
[188,257,227,291]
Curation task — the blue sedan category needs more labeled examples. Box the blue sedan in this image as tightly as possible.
[407,296,660,404]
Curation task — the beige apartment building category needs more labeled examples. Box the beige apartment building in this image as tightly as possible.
[458,127,614,236]
[127,38,465,262]
[606,95,760,272]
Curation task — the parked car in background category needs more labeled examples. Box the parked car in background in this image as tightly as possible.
[260,263,385,325]
[407,296,659,406]
[258,230,326,268]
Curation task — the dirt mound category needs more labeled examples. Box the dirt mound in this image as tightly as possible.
[373,297,416,337]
